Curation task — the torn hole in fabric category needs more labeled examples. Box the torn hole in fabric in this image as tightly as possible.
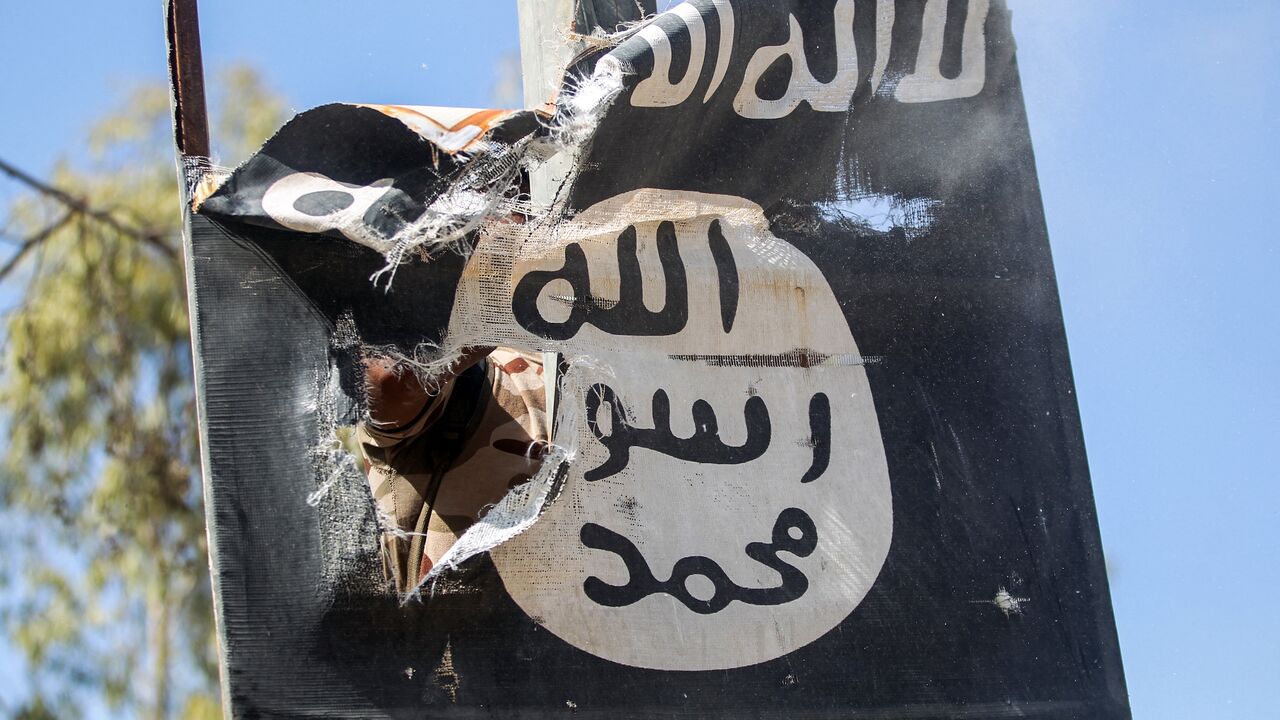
[191,52,635,600]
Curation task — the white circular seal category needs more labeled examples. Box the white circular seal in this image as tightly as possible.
[460,190,892,670]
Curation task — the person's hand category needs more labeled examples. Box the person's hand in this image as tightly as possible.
[362,346,495,428]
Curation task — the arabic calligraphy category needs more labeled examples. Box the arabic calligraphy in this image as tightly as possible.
[581,507,817,614]
[893,0,991,104]
[631,0,734,107]
[628,0,991,119]
[512,218,742,341]
[733,0,860,119]
[511,222,689,340]
[485,189,896,672]
[707,219,739,333]
[800,393,831,484]
[584,383,771,481]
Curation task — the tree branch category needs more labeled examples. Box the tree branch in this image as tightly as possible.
[0,156,178,263]
[0,211,74,281]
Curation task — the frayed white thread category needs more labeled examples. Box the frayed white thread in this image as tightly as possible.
[534,57,628,164]
[571,12,654,49]
[381,528,431,541]
[305,364,366,509]
[359,339,471,396]
[305,477,337,507]
[369,142,527,289]
[184,155,235,208]
[376,507,411,541]
[369,56,629,291]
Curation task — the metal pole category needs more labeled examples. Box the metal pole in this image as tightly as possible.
[517,0,575,434]
[516,0,657,105]
[516,0,654,433]
[515,0,655,206]
[166,0,210,161]
[516,0,576,110]
[162,6,227,713]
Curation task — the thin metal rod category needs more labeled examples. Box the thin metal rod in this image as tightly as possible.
[166,0,210,160]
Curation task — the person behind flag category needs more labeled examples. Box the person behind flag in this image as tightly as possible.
[358,346,549,593]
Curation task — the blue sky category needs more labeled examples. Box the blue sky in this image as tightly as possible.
[1,1,1277,717]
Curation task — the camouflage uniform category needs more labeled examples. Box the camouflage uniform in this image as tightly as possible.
[357,349,548,592]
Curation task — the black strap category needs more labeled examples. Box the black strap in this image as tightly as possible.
[405,359,490,586]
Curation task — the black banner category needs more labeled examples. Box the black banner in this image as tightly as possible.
[188,1,1129,716]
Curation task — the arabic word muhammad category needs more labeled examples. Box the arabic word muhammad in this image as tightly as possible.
[582,507,817,614]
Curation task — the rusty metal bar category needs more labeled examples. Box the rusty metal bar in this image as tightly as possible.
[166,0,210,160]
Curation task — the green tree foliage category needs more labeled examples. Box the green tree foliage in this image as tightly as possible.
[0,66,284,720]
